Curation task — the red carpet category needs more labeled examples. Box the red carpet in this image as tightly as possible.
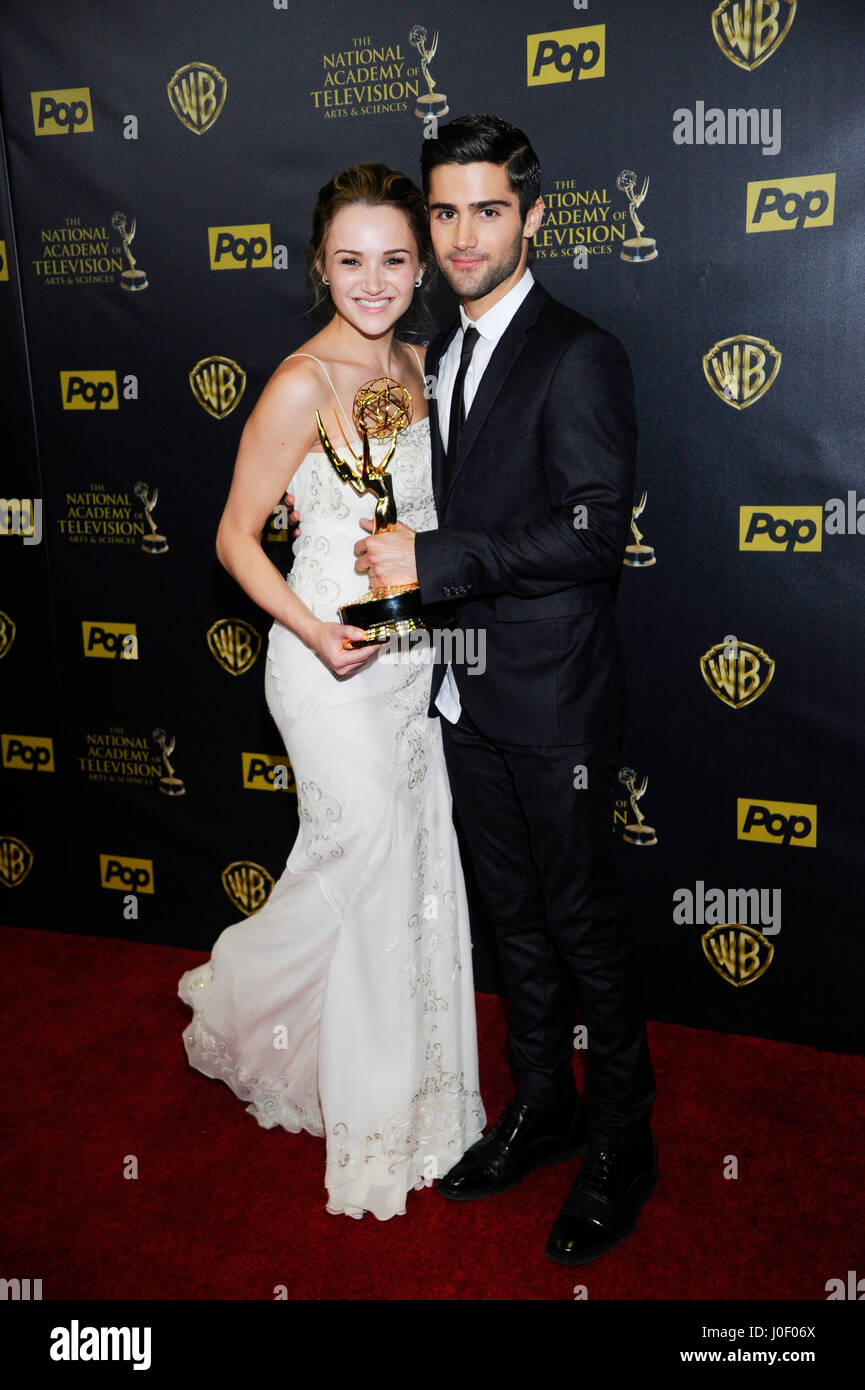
[1,924,861,1301]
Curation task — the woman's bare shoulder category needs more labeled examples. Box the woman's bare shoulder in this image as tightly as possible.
[262,351,329,411]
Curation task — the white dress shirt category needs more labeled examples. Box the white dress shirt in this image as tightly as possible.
[433,268,535,723]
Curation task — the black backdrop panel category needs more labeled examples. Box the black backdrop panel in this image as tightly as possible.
[1,0,863,1052]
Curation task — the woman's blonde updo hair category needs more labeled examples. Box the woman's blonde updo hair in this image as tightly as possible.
[308,162,433,315]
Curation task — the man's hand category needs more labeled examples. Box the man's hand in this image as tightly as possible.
[354,517,418,588]
[282,490,301,539]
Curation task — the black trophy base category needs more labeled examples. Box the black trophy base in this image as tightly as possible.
[120,270,149,291]
[620,238,658,263]
[339,584,426,645]
[623,824,657,846]
[623,544,656,567]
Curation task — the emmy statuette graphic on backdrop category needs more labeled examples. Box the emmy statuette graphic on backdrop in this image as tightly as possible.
[616,170,658,263]
[410,24,448,120]
[152,728,186,796]
[134,482,168,554]
[618,768,658,845]
[112,212,148,291]
[623,490,656,567]
[315,378,426,645]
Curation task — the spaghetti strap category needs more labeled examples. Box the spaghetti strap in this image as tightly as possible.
[407,343,424,380]
[284,352,355,441]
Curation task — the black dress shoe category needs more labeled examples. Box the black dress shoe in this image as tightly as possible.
[545,1128,657,1265]
[438,1096,588,1201]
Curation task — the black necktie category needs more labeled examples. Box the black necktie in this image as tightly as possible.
[445,324,480,488]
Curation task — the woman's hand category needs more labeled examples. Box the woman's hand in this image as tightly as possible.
[310,621,383,676]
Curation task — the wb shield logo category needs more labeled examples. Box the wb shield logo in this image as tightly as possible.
[189,356,245,419]
[31,87,94,135]
[0,835,34,888]
[61,371,118,411]
[700,639,774,709]
[712,0,797,72]
[208,225,272,270]
[207,618,261,675]
[0,240,8,281]
[167,62,227,134]
[0,610,15,659]
[703,335,781,410]
[747,174,835,233]
[527,26,605,85]
[222,860,274,916]
[702,924,774,987]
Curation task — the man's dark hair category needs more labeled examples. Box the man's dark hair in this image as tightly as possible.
[420,113,542,222]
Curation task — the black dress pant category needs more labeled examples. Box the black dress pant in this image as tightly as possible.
[440,705,655,1147]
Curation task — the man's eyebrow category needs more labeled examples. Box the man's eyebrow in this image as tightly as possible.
[427,199,512,212]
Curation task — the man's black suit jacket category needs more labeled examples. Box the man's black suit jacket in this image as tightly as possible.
[414,279,637,747]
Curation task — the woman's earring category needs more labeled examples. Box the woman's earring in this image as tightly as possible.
[321,275,330,285]
[415,277,423,288]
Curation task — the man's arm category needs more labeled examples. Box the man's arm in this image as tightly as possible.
[414,330,636,603]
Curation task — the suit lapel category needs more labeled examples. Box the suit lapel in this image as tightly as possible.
[426,320,459,515]
[444,282,550,505]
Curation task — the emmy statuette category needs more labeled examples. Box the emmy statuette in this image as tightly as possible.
[135,482,169,554]
[616,170,658,264]
[410,25,449,120]
[315,377,426,644]
[112,211,148,291]
[623,490,656,567]
[619,767,658,846]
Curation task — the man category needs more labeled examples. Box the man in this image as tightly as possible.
[356,114,656,1265]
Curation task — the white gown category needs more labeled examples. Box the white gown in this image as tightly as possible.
[178,411,485,1221]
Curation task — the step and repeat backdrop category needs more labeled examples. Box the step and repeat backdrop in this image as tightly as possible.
[1,0,863,1051]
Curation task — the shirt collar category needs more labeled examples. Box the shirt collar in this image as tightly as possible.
[458,267,535,345]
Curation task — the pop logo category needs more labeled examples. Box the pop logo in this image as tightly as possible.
[60,371,118,411]
[739,506,823,552]
[208,224,272,270]
[100,854,155,894]
[527,25,605,86]
[737,798,817,848]
[2,734,55,772]
[31,88,93,135]
[81,621,139,659]
[241,752,296,793]
[747,174,835,233]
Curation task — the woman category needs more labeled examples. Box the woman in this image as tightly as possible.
[178,164,485,1221]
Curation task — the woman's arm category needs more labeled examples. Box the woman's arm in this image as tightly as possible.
[215,357,378,675]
